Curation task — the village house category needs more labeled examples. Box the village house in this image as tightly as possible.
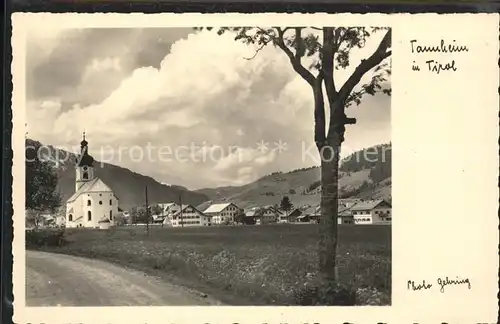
[65,133,120,228]
[256,205,282,225]
[151,214,164,225]
[339,198,362,209]
[338,207,354,224]
[285,208,302,223]
[121,210,133,224]
[159,202,181,215]
[350,199,392,224]
[168,204,211,227]
[296,205,320,223]
[243,208,258,224]
[153,202,181,225]
[203,203,242,225]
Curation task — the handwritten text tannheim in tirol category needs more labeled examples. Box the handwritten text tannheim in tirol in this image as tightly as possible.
[410,39,469,74]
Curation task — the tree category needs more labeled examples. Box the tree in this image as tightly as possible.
[234,210,246,224]
[203,27,391,280]
[25,139,62,227]
[113,212,126,227]
[280,196,294,217]
[130,206,147,224]
[254,207,265,224]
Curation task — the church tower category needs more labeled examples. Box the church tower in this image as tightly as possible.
[75,132,95,191]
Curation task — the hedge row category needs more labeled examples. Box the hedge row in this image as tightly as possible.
[26,228,67,248]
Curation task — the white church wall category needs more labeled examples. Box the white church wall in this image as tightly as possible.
[75,166,95,191]
[83,192,117,227]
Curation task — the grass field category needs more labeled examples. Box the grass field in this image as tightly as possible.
[35,224,391,305]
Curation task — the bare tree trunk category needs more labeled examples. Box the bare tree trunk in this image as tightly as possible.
[318,136,341,281]
[35,212,41,229]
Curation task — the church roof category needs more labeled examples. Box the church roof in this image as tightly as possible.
[77,153,94,167]
[77,132,94,167]
[67,177,118,203]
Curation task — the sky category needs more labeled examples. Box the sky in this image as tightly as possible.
[26,27,391,190]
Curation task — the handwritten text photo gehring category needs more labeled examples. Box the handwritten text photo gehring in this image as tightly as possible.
[24,26,393,306]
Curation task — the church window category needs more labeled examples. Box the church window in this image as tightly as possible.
[88,211,92,221]
[83,166,88,171]
[87,200,91,206]
[68,214,73,221]
[109,210,113,220]
[82,172,89,180]
[99,201,103,205]
[109,199,112,205]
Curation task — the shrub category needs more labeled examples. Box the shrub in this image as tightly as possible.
[26,228,66,248]
[355,287,390,305]
[294,279,357,306]
[307,180,321,192]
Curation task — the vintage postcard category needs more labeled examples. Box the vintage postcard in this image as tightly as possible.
[11,12,499,324]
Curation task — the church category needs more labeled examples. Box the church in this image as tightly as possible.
[65,133,119,228]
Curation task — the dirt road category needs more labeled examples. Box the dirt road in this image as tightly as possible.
[26,250,221,306]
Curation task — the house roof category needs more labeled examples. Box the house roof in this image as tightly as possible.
[339,198,362,203]
[338,207,353,217]
[303,205,319,215]
[258,205,282,214]
[158,202,177,208]
[196,201,213,212]
[67,177,117,203]
[203,203,238,213]
[171,204,205,217]
[245,210,257,217]
[289,208,302,215]
[350,199,389,211]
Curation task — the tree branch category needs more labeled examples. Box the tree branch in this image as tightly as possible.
[295,27,305,63]
[338,29,392,103]
[313,72,327,148]
[275,27,316,86]
[243,43,267,60]
[322,27,337,106]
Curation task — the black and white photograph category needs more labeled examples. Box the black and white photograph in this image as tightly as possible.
[24,24,392,307]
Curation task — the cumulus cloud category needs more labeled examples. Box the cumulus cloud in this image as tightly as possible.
[26,27,391,189]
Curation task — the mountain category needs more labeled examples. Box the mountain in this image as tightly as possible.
[27,139,209,211]
[29,138,390,212]
[196,143,392,210]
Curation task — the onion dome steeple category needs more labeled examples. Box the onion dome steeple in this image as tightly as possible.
[80,131,88,148]
[77,132,94,167]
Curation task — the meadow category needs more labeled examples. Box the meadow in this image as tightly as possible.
[30,224,391,305]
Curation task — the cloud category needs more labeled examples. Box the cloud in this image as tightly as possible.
[26,27,192,106]
[27,27,391,189]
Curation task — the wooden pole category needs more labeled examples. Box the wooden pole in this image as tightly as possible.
[145,186,149,236]
[161,203,164,228]
[179,194,184,228]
